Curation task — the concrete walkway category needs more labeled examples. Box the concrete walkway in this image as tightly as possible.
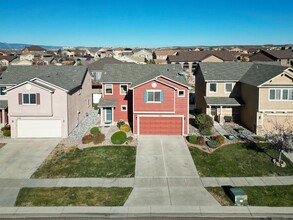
[125,135,220,207]
[213,121,229,136]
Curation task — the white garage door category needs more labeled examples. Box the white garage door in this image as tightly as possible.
[17,120,62,138]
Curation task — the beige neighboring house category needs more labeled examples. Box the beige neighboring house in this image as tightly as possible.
[10,59,33,66]
[22,45,47,54]
[131,49,153,62]
[167,50,235,75]
[0,66,92,138]
[249,50,293,67]
[153,49,177,64]
[0,56,16,67]
[195,62,293,135]
[20,53,34,61]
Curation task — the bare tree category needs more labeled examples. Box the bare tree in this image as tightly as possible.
[265,120,293,165]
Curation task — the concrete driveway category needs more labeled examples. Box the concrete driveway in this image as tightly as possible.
[135,135,199,177]
[125,135,219,206]
[0,139,60,179]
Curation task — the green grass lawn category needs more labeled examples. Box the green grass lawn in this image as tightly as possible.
[32,146,136,178]
[190,142,293,177]
[206,185,293,207]
[15,187,132,206]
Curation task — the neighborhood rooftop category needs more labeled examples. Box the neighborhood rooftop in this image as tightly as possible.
[198,62,288,86]
[100,64,189,87]
[1,66,87,91]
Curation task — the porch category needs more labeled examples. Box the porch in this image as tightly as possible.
[0,100,8,127]
[204,97,244,124]
[98,98,117,126]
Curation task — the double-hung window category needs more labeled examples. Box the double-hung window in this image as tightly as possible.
[209,83,217,92]
[120,84,128,95]
[23,93,36,104]
[270,89,293,100]
[225,83,233,93]
[145,90,164,102]
[105,84,113,95]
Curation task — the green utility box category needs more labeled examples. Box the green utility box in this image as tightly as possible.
[229,188,248,205]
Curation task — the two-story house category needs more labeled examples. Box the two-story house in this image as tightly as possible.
[195,62,293,134]
[99,64,190,135]
[0,66,92,138]
[249,50,293,67]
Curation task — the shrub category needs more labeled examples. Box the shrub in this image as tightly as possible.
[1,127,5,131]
[195,113,213,130]
[3,130,10,137]
[188,135,197,144]
[200,128,212,136]
[90,127,100,135]
[93,104,99,110]
[126,136,133,144]
[82,134,93,144]
[120,124,131,133]
[207,140,219,148]
[111,131,127,144]
[117,120,125,129]
[92,133,105,145]
[215,135,225,145]
[196,136,205,145]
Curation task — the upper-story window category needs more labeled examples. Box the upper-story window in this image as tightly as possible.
[209,83,217,93]
[93,71,102,81]
[23,93,36,105]
[105,84,113,95]
[178,90,185,97]
[225,83,233,93]
[120,84,128,95]
[270,89,293,100]
[0,87,6,96]
[145,90,164,103]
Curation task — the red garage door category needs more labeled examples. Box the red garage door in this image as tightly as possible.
[139,117,182,135]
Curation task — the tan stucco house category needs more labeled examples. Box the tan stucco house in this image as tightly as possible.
[0,66,92,138]
[195,62,293,135]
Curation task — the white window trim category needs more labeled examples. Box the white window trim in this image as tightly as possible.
[209,83,217,93]
[178,90,185,97]
[105,84,113,95]
[269,88,293,101]
[225,83,233,93]
[121,105,127,111]
[0,86,7,96]
[22,93,37,105]
[146,90,162,103]
[120,84,128,95]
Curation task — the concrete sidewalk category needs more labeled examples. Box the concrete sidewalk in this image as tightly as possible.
[0,205,292,218]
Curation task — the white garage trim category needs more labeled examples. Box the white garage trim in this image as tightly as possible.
[137,114,184,135]
[17,119,62,138]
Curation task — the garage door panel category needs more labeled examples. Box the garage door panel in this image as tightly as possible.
[17,120,62,138]
[139,117,182,135]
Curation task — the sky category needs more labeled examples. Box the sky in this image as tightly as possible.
[1,0,293,48]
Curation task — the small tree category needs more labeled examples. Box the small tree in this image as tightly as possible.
[264,121,293,164]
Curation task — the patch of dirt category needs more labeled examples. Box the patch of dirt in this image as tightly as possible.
[44,143,77,165]
[0,143,6,149]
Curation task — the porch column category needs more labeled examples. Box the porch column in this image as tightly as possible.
[220,106,223,115]
[1,109,5,125]
[100,108,104,126]
[112,107,114,125]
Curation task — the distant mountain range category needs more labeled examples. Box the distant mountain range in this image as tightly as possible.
[0,42,62,50]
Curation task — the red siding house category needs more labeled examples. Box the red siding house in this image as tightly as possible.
[99,64,190,135]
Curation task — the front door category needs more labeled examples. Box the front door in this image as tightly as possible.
[105,107,112,122]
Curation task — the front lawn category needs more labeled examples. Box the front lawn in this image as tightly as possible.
[15,187,132,206]
[206,185,293,207]
[190,142,293,177]
[32,146,136,178]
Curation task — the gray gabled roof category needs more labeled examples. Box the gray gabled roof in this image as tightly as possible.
[98,98,117,107]
[198,62,253,81]
[204,97,244,106]
[87,57,124,72]
[1,66,87,91]
[100,64,189,88]
[198,62,288,87]
[240,63,288,87]
[0,100,8,109]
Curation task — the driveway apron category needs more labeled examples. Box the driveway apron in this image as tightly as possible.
[125,135,219,206]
